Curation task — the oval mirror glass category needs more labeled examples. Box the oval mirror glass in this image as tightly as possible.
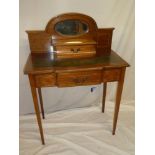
[55,20,88,36]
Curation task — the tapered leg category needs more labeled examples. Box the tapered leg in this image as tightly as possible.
[112,68,126,135]
[29,75,45,145]
[102,83,107,113]
[38,88,45,119]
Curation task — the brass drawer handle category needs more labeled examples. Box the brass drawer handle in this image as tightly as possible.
[72,77,88,83]
[70,48,81,53]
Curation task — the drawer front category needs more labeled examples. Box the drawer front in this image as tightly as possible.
[103,69,121,82]
[35,73,56,87]
[57,70,102,87]
[55,45,96,58]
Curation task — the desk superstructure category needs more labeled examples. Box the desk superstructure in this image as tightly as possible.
[24,13,129,144]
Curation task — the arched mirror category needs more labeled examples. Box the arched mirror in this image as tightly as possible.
[55,20,88,36]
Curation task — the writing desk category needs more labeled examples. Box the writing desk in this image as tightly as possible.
[24,51,129,144]
[24,13,129,144]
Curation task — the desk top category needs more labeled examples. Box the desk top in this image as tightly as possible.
[24,50,129,74]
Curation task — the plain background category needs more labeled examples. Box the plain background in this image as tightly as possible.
[19,0,134,115]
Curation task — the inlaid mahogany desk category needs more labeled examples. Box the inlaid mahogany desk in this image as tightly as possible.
[24,13,129,144]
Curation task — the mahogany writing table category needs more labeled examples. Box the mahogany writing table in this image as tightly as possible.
[24,51,129,144]
[24,13,129,144]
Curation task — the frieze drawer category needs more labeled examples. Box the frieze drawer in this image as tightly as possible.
[57,70,102,87]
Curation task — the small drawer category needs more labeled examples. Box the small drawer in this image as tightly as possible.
[55,45,96,58]
[57,70,102,87]
[103,69,121,82]
[35,73,56,87]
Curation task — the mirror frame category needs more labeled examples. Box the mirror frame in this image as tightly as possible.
[45,13,98,40]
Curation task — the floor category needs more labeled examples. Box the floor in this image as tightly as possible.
[19,101,135,155]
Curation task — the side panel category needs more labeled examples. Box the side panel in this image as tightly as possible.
[96,28,114,56]
[27,31,51,53]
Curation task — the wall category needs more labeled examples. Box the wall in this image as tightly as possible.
[19,0,134,115]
